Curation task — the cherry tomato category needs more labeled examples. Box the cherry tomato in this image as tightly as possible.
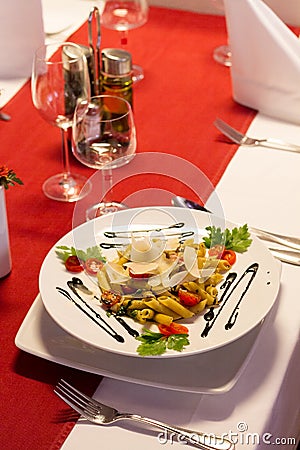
[128,269,151,279]
[222,249,236,265]
[84,258,104,276]
[65,255,84,273]
[101,290,122,307]
[158,323,189,336]
[178,288,201,307]
[208,244,225,258]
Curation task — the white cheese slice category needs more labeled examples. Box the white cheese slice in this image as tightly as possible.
[125,261,159,275]
[183,246,199,279]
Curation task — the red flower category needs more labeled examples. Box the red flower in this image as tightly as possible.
[0,165,23,190]
[0,165,10,177]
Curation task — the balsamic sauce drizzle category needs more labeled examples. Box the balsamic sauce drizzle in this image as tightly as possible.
[103,222,185,238]
[56,283,125,343]
[201,273,237,338]
[201,263,259,337]
[100,231,194,249]
[224,263,259,330]
[69,277,138,338]
[105,311,139,338]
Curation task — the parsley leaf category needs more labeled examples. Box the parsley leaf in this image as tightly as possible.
[56,245,106,263]
[136,329,190,356]
[167,333,190,351]
[203,224,252,253]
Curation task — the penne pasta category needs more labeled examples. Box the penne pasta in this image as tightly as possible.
[182,281,203,295]
[204,272,223,286]
[159,297,194,318]
[144,299,180,319]
[198,289,215,306]
[132,308,155,323]
[153,313,173,326]
[188,299,207,314]
[197,242,207,257]
[217,259,232,272]
[125,299,147,310]
[97,232,235,327]
[205,285,218,297]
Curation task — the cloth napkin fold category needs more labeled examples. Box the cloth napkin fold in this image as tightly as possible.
[0,0,44,78]
[224,0,300,125]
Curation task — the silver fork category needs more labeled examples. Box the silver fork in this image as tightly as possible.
[214,118,300,153]
[55,380,235,450]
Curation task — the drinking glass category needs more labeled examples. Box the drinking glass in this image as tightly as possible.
[210,0,231,67]
[101,0,148,82]
[72,94,136,220]
[31,42,91,202]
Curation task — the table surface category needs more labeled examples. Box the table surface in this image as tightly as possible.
[0,3,299,450]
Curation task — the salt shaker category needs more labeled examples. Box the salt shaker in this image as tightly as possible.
[101,48,133,107]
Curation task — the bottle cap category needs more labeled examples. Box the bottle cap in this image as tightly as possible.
[101,48,132,76]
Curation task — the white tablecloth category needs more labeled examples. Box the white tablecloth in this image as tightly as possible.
[60,113,300,450]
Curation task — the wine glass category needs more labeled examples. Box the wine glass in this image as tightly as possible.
[101,0,149,82]
[72,94,136,220]
[31,42,92,202]
[210,0,231,67]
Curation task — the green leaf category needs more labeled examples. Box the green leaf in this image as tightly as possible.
[203,226,226,248]
[55,247,72,263]
[203,224,252,253]
[135,329,164,342]
[167,334,190,352]
[55,245,106,264]
[136,338,167,356]
[135,329,190,356]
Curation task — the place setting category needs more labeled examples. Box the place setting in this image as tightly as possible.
[19,0,295,409]
[15,194,283,449]
[15,111,284,402]
[3,1,300,449]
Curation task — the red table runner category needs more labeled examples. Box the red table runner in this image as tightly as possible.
[0,7,255,450]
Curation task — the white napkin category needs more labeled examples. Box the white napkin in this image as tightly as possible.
[0,0,44,79]
[224,0,300,125]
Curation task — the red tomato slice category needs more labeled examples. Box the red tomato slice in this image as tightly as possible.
[65,255,84,273]
[208,244,225,258]
[222,249,236,265]
[128,268,151,279]
[178,288,201,306]
[158,323,189,336]
[84,258,104,276]
[101,290,122,307]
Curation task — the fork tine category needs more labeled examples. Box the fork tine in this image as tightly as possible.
[214,118,245,144]
[55,380,99,416]
[58,380,101,411]
[54,388,88,417]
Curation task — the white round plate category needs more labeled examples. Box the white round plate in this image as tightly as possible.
[39,207,281,358]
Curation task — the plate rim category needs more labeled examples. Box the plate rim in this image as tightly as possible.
[39,206,281,359]
[15,293,275,394]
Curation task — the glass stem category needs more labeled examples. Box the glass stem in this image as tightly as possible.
[102,166,114,203]
[61,127,71,180]
[120,30,128,48]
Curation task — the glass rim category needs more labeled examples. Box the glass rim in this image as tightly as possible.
[35,41,86,64]
[77,95,133,122]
